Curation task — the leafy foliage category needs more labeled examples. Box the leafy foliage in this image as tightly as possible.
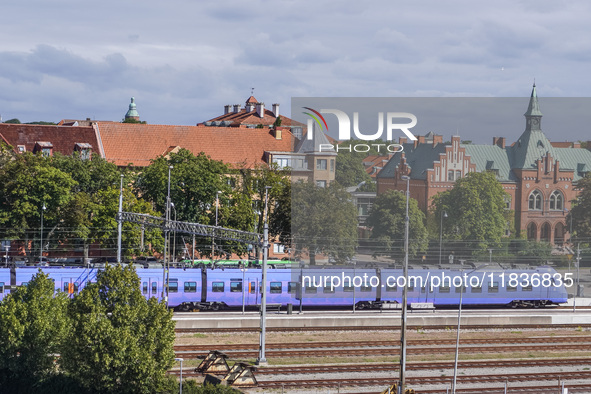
[430,171,510,257]
[568,174,591,243]
[291,181,357,264]
[61,264,175,394]
[0,271,69,389]
[366,190,428,259]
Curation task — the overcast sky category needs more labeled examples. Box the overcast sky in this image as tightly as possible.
[1,0,590,143]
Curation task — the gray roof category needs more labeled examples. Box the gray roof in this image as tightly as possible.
[295,123,336,155]
[377,142,446,180]
[463,144,515,181]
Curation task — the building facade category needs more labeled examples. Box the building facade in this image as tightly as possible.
[376,85,591,245]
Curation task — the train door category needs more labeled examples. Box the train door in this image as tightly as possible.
[142,277,159,300]
[61,278,78,296]
[245,276,257,305]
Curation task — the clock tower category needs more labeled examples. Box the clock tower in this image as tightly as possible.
[524,83,542,132]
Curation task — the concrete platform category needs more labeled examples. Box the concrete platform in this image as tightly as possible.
[173,308,591,330]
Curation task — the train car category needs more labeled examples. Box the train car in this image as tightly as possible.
[0,265,569,310]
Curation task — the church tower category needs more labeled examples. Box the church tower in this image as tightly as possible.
[124,97,140,122]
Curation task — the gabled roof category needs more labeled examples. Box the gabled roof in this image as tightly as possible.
[463,144,515,181]
[377,142,446,180]
[94,122,295,168]
[294,123,336,156]
[0,123,99,155]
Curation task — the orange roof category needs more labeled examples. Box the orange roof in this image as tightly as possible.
[95,122,294,168]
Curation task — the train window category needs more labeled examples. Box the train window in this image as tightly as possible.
[250,282,256,294]
[270,282,282,294]
[0,282,4,293]
[386,283,397,292]
[288,282,298,294]
[522,284,533,292]
[212,282,225,292]
[230,281,242,292]
[488,281,499,293]
[408,279,415,291]
[143,282,148,294]
[343,284,354,292]
[361,285,372,292]
[184,282,197,293]
[22,282,28,287]
[420,285,426,294]
[152,282,157,293]
[169,280,179,293]
[305,286,317,294]
[471,285,482,293]
[455,285,466,293]
[507,284,517,292]
[323,286,335,294]
[439,285,450,294]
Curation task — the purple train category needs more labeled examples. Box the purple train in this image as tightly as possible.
[0,265,568,310]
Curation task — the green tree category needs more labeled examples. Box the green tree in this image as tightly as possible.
[61,264,175,394]
[0,153,76,260]
[431,171,509,257]
[335,152,374,190]
[366,190,428,259]
[0,271,69,389]
[568,174,591,243]
[4,118,21,124]
[291,182,357,264]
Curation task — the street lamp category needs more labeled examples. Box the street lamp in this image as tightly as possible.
[212,191,222,259]
[163,165,173,306]
[175,357,184,394]
[40,202,46,263]
[452,264,488,393]
[117,174,124,263]
[439,210,448,265]
[398,175,410,394]
[171,202,177,264]
[257,185,272,366]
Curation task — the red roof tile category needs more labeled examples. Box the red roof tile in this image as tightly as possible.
[95,123,295,168]
[0,123,99,156]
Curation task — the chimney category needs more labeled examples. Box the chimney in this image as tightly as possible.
[272,103,280,118]
[224,105,231,115]
[233,104,241,113]
[274,127,283,140]
[433,134,443,145]
[399,137,407,145]
[246,103,255,112]
[493,137,506,148]
[256,102,265,118]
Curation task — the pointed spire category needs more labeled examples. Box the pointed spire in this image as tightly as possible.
[524,82,542,117]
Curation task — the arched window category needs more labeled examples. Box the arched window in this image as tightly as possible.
[540,222,551,242]
[527,222,537,240]
[549,190,564,211]
[528,190,542,210]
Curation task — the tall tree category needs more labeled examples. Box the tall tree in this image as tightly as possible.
[0,271,69,389]
[291,181,357,264]
[366,190,428,259]
[61,264,175,394]
[431,171,509,257]
[0,153,76,260]
[568,174,591,243]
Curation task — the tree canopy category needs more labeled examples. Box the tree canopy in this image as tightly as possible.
[430,171,510,257]
[366,190,428,259]
[291,181,358,264]
[568,174,591,243]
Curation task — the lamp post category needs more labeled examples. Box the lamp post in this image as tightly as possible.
[398,175,410,394]
[439,210,447,265]
[452,264,487,393]
[175,357,184,394]
[212,191,222,259]
[117,174,124,263]
[242,266,248,314]
[171,202,177,263]
[574,243,581,312]
[163,165,173,306]
[257,185,272,366]
[488,249,493,264]
[39,202,46,263]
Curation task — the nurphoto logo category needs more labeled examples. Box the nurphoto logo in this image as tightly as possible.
[303,107,417,153]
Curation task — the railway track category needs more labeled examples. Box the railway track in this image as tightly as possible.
[175,323,591,333]
[174,335,591,352]
[168,357,591,377]
[175,342,591,359]
[242,370,591,389]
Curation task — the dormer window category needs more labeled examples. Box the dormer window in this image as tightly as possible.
[17,145,26,153]
[74,143,92,160]
[34,142,53,157]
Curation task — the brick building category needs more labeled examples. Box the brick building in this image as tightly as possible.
[376,85,591,245]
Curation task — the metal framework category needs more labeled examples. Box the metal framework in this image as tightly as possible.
[119,212,262,246]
